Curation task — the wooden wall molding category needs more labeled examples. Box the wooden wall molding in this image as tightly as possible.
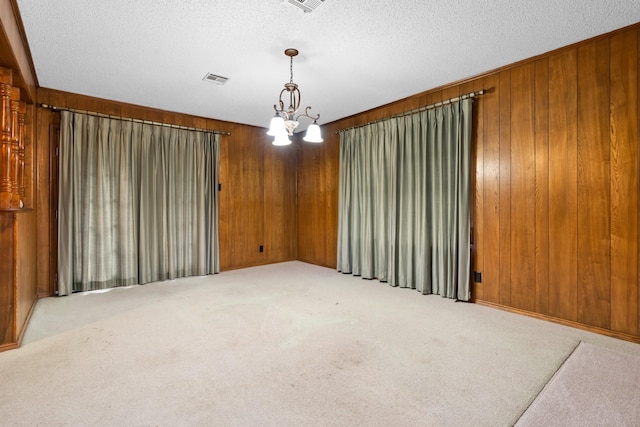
[477,300,640,345]
[0,342,18,352]
[37,87,241,133]
[0,0,36,102]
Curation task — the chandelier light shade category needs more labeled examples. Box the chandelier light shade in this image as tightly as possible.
[272,132,292,146]
[302,121,323,143]
[267,114,286,137]
[268,48,322,145]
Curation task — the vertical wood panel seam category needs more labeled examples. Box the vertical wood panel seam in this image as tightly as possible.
[498,76,502,304]
[12,214,16,342]
[607,39,613,326]
[575,51,579,317]
[636,28,640,334]
[544,60,550,314]
[510,71,515,306]
[531,62,539,310]
[608,36,613,329]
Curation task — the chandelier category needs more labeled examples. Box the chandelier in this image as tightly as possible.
[267,48,323,145]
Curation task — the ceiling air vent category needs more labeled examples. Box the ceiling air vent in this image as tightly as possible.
[202,73,229,85]
[287,0,325,13]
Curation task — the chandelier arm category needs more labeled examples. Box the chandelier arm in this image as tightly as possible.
[275,89,289,116]
[295,106,320,122]
[290,87,300,115]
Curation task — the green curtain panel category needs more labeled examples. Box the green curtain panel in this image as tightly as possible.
[337,99,472,300]
[58,111,220,296]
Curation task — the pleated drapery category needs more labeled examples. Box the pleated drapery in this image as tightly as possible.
[58,111,220,296]
[337,99,472,300]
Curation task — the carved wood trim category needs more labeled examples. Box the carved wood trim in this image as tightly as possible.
[0,67,27,211]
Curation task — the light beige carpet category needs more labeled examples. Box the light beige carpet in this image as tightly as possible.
[1,261,640,426]
[515,341,640,426]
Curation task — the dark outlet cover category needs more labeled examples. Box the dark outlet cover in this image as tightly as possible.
[474,271,482,283]
[259,245,264,253]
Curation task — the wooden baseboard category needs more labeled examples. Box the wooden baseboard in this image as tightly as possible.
[15,295,38,346]
[0,342,18,352]
[220,258,299,272]
[476,300,640,344]
[296,258,336,270]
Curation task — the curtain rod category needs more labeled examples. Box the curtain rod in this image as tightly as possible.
[39,103,231,136]
[336,89,485,134]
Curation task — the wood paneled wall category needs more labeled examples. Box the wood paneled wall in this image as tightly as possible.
[0,0,36,103]
[298,24,640,342]
[296,135,339,267]
[218,120,297,270]
[35,88,297,296]
[0,213,15,346]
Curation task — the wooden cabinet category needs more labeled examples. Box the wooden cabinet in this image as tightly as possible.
[0,67,27,211]
[0,66,36,350]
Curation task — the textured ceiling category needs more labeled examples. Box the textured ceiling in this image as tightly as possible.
[14,1,640,131]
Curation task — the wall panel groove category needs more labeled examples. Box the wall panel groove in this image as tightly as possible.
[548,48,579,322]
[609,29,638,335]
[510,63,536,312]
[499,71,512,307]
[576,39,612,329]
[481,74,500,303]
[534,58,550,315]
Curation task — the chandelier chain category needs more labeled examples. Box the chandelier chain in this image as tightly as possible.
[289,56,294,84]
